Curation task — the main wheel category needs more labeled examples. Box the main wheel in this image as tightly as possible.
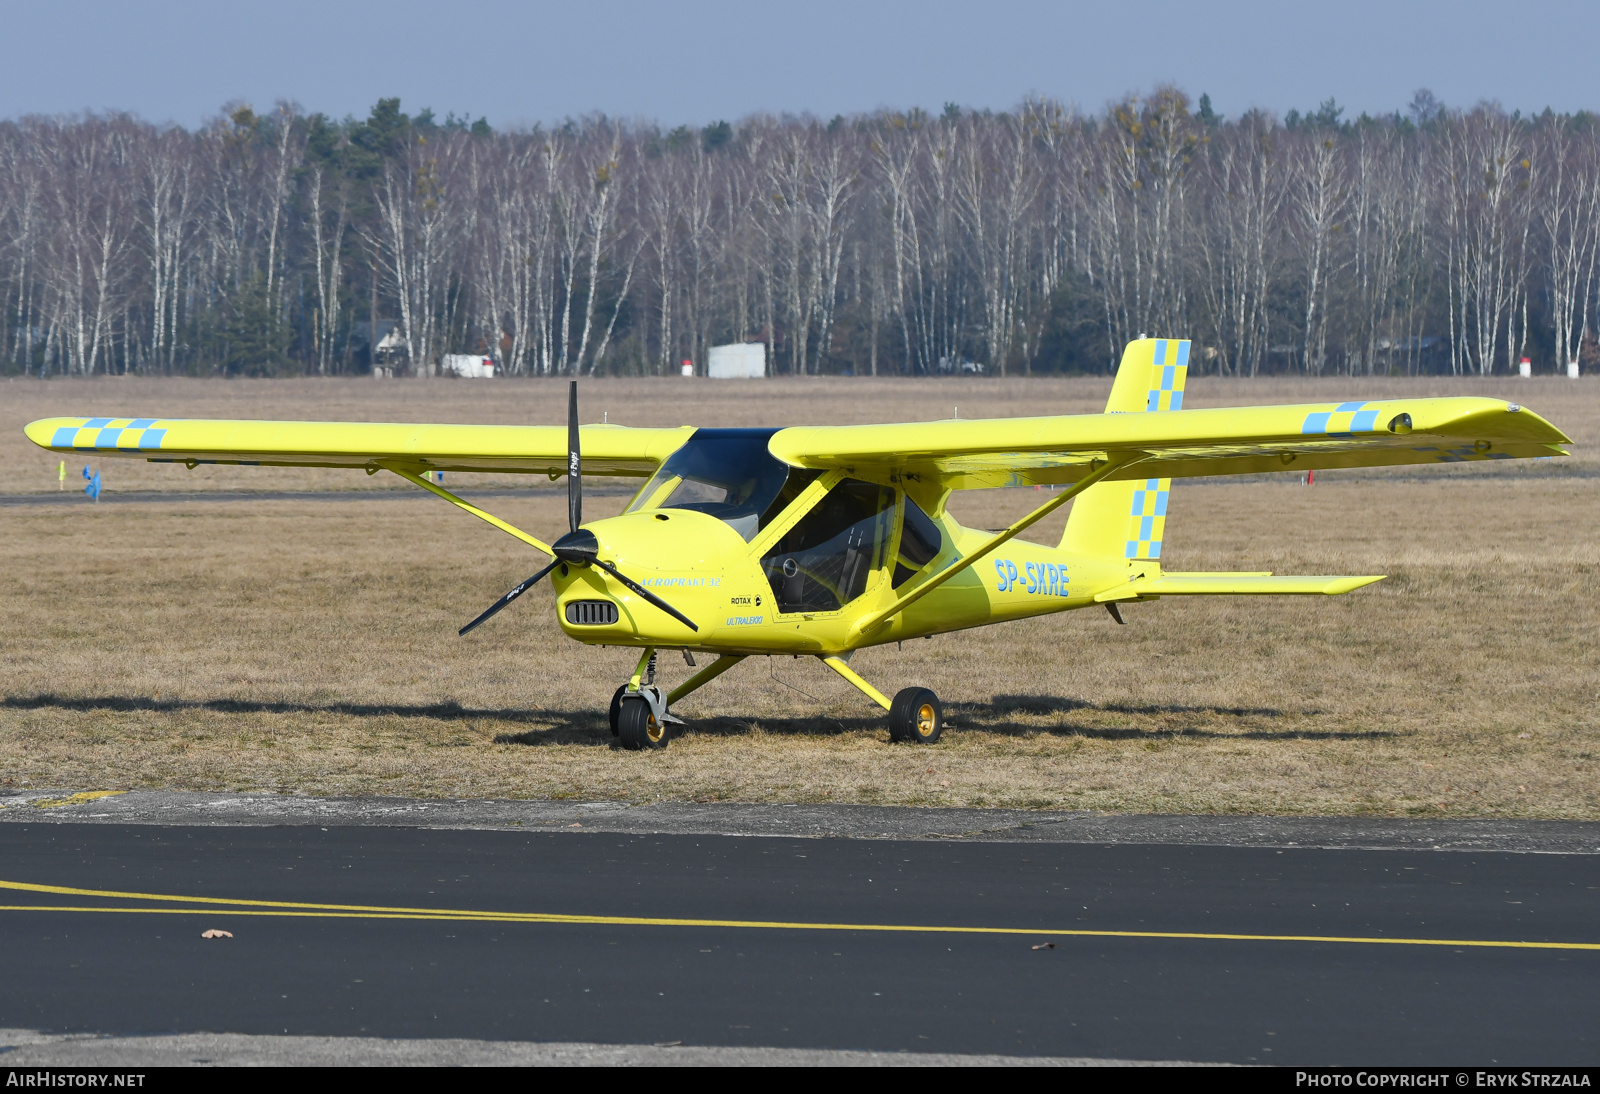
[888,687,943,744]
[617,696,670,751]
[608,685,627,736]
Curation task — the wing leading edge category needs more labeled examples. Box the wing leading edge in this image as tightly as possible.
[22,417,694,477]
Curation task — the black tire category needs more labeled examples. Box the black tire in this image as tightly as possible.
[608,685,627,736]
[617,696,669,751]
[888,687,943,744]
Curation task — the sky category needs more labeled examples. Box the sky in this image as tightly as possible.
[4,0,1597,129]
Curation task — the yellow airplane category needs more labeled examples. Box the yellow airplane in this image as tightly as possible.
[25,338,1570,750]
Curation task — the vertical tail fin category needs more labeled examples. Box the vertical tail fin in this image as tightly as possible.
[1060,338,1190,560]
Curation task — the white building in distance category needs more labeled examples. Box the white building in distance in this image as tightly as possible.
[706,342,766,379]
[439,354,496,378]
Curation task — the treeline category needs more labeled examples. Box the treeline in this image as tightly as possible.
[4,89,1600,379]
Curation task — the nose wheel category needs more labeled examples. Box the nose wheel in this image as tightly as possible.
[888,687,943,744]
[612,648,678,750]
[617,694,670,750]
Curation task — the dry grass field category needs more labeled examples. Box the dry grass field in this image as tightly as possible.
[1,373,1596,817]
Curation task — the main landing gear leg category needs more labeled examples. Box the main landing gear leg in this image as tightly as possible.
[820,656,945,745]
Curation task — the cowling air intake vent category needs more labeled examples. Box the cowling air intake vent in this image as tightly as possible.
[565,600,620,626]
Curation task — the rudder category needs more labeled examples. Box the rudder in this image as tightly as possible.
[1060,338,1189,560]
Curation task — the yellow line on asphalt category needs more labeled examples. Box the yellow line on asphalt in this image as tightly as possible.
[1,881,1596,952]
[0,906,542,922]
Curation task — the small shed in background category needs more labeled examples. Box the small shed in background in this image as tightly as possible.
[707,342,766,379]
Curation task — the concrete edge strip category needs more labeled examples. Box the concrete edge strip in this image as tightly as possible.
[0,1030,1213,1067]
[1,791,1596,854]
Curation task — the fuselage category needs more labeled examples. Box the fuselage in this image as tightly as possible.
[550,497,1138,657]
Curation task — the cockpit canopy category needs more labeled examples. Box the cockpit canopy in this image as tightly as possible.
[625,428,817,541]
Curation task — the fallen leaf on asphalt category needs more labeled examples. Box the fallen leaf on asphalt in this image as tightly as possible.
[1031,942,1055,950]
[201,929,233,939]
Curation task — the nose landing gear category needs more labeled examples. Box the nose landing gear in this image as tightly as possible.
[612,649,675,750]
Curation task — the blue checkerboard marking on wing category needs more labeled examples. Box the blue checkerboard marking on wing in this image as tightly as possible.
[1302,402,1384,436]
[47,418,169,452]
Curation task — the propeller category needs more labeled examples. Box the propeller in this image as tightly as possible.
[547,525,700,633]
[459,380,697,635]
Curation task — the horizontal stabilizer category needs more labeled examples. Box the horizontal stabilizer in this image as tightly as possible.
[1095,573,1384,601]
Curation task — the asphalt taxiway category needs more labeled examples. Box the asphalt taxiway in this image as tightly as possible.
[0,795,1595,1065]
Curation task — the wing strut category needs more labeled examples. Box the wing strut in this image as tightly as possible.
[389,467,555,557]
[848,455,1142,645]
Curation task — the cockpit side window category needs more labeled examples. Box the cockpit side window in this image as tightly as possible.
[761,479,895,614]
[757,467,822,528]
[893,495,944,589]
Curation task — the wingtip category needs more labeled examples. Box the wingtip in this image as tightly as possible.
[24,418,68,450]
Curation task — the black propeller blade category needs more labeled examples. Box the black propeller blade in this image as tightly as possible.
[459,559,560,636]
[567,378,581,534]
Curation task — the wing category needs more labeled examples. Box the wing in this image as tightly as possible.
[767,397,1569,489]
[23,417,694,478]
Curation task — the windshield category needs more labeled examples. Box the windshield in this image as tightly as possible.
[625,428,800,541]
